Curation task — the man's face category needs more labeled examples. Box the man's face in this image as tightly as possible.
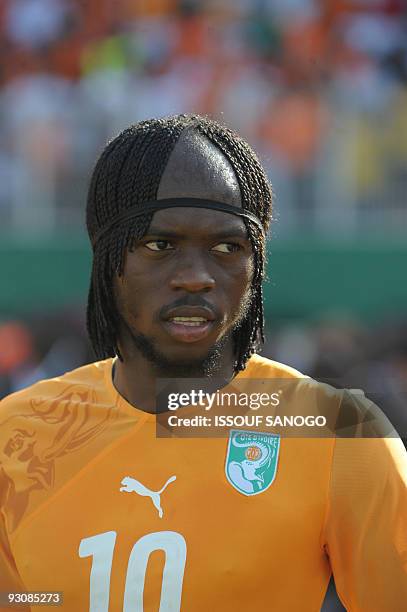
[114,207,255,373]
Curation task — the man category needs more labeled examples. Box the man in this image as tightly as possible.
[0,115,406,611]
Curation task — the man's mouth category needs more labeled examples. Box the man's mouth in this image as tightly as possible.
[163,319,213,342]
[161,307,216,343]
[170,316,208,327]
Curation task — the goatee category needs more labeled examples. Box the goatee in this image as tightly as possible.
[129,331,230,377]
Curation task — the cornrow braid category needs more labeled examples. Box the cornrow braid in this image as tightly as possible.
[194,118,272,370]
[86,114,273,373]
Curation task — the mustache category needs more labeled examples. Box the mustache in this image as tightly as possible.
[159,296,220,320]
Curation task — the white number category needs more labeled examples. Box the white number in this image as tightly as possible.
[79,530,187,612]
[123,531,186,611]
[79,531,116,612]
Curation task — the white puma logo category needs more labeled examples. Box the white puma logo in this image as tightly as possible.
[120,475,176,518]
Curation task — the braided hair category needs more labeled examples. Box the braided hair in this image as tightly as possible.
[86,114,273,373]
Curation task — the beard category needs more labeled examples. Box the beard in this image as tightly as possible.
[118,288,254,378]
[128,331,230,377]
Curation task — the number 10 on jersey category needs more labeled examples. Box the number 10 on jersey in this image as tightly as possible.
[79,530,187,611]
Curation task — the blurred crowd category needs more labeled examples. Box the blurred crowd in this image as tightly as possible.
[1,312,406,444]
[0,0,407,233]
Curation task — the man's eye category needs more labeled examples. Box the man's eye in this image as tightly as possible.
[144,240,174,251]
[212,243,241,253]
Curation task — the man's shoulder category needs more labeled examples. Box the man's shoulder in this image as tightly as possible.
[0,359,113,416]
[244,353,336,408]
[244,354,307,379]
[246,355,401,439]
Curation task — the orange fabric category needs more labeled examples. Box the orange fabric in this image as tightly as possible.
[283,20,329,67]
[48,34,86,80]
[0,355,406,611]
[123,0,177,18]
[259,93,328,171]
[174,16,211,58]
[0,323,33,373]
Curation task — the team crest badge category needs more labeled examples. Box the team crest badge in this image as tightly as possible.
[225,430,280,496]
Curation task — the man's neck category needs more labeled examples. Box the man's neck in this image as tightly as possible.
[112,347,236,414]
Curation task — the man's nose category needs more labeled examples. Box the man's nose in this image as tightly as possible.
[169,257,216,293]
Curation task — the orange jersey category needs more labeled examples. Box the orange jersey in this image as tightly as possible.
[1,355,407,611]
